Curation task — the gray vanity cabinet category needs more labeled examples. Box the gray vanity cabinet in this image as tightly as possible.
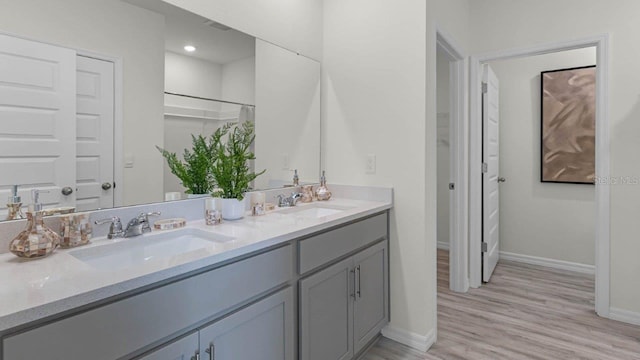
[138,332,199,360]
[299,257,355,360]
[300,239,388,360]
[198,287,295,360]
[353,241,388,353]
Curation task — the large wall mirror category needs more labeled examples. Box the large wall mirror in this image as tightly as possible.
[0,0,321,220]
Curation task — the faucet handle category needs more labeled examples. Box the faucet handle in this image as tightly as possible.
[138,211,161,232]
[138,211,161,220]
[276,194,287,207]
[94,216,124,239]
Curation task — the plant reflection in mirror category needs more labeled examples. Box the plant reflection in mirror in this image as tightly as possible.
[156,134,217,195]
[211,122,266,201]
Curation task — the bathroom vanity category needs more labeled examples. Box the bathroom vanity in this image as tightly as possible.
[0,194,391,360]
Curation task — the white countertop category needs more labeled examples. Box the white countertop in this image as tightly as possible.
[0,198,390,334]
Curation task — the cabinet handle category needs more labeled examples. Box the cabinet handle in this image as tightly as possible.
[205,344,215,360]
[350,268,356,299]
[356,265,361,299]
[191,352,200,360]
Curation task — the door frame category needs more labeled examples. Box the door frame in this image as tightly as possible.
[0,29,124,208]
[77,49,124,208]
[436,29,469,293]
[467,34,610,317]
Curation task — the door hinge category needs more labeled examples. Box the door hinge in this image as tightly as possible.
[481,82,488,94]
[482,162,488,173]
[449,183,455,190]
[481,242,488,253]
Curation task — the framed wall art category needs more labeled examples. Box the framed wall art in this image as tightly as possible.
[540,65,596,184]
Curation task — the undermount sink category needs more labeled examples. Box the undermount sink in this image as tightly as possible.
[278,203,353,218]
[70,228,234,270]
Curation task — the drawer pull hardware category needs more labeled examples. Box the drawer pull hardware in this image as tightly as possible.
[356,265,362,298]
[350,269,356,299]
[192,352,200,360]
[205,344,215,360]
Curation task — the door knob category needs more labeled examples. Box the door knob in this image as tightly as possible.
[102,182,113,190]
[497,177,506,183]
[61,186,73,196]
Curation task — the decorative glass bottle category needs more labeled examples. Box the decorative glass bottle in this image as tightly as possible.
[315,170,332,201]
[9,190,60,258]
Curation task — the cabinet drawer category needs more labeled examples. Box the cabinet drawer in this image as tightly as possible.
[299,213,387,274]
[3,245,293,360]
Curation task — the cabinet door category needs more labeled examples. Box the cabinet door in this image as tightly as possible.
[353,241,388,353]
[300,257,354,360]
[138,332,199,360]
[198,287,294,360]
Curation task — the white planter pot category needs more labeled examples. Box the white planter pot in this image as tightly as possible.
[221,198,246,220]
[187,194,209,199]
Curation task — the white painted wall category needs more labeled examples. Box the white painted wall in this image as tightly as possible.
[437,50,451,247]
[165,51,223,101]
[470,0,640,322]
[254,40,321,189]
[0,0,165,207]
[163,0,323,60]
[323,0,470,348]
[489,47,596,265]
[221,56,256,106]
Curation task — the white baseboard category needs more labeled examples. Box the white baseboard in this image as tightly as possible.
[499,251,595,275]
[437,241,450,250]
[381,325,435,353]
[608,307,640,327]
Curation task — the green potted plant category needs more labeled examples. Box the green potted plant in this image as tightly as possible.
[156,134,216,198]
[211,122,265,219]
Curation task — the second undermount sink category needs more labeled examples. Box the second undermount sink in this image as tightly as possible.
[278,203,354,218]
[70,228,234,270]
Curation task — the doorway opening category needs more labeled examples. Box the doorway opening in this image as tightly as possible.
[436,30,468,294]
[481,48,597,285]
[467,35,610,317]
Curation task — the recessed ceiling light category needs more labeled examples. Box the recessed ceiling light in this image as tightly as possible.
[184,45,196,52]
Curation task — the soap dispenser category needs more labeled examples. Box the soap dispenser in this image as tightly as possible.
[315,170,332,201]
[9,189,60,258]
[6,185,25,220]
[293,169,299,186]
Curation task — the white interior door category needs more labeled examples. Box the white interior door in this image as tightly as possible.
[0,34,76,214]
[75,56,114,211]
[482,64,500,282]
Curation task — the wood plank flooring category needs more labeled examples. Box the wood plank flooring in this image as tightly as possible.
[362,249,640,359]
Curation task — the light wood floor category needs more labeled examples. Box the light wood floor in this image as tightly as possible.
[362,249,640,359]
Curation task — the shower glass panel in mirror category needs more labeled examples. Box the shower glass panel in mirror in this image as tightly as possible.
[0,0,321,220]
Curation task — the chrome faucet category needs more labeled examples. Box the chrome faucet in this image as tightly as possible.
[124,211,161,237]
[277,193,302,207]
[94,216,125,239]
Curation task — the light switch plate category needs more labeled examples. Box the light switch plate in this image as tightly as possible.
[124,153,135,168]
[366,154,376,174]
[282,153,290,170]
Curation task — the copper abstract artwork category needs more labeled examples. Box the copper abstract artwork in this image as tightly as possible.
[541,65,596,184]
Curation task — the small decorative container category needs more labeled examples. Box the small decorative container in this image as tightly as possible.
[301,185,314,203]
[250,192,266,216]
[9,211,60,258]
[205,198,222,225]
[59,213,92,249]
[154,218,187,230]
